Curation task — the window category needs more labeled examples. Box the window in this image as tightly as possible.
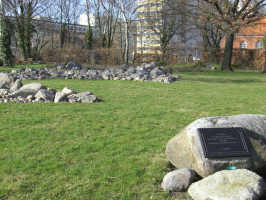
[256,40,263,49]
[240,41,248,49]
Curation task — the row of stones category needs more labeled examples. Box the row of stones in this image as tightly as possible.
[10,62,180,84]
[0,73,100,103]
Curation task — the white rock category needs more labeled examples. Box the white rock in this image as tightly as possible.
[62,87,76,96]
[10,83,46,98]
[188,169,266,200]
[54,91,67,103]
[161,168,199,192]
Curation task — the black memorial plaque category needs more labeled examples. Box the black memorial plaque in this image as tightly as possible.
[198,127,252,158]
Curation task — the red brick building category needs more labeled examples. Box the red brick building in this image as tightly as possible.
[220,17,266,49]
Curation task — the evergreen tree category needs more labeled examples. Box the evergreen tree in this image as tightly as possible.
[86,25,93,49]
[0,2,13,66]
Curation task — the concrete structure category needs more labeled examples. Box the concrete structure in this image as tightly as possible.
[220,17,266,49]
[136,0,163,56]
[136,0,202,63]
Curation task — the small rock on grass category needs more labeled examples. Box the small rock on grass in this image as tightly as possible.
[161,168,200,192]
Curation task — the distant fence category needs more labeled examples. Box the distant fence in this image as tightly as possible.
[201,49,266,71]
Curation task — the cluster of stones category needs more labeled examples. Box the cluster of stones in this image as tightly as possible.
[162,114,266,200]
[0,73,100,103]
[9,61,180,84]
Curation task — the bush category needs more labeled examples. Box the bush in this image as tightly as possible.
[40,45,123,66]
[165,62,212,73]
[156,60,168,66]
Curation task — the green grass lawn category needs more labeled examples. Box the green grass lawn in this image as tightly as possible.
[0,71,266,200]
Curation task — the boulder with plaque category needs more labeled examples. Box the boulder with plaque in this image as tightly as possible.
[165,114,266,177]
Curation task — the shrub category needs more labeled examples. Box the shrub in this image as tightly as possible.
[40,45,123,66]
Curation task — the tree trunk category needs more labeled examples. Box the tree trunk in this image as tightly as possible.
[161,45,167,63]
[17,21,27,59]
[25,11,32,58]
[0,9,13,66]
[124,21,129,65]
[221,33,234,71]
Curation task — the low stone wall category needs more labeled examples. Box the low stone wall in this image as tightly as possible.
[9,62,180,84]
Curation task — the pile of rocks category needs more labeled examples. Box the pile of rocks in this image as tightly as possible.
[10,61,180,84]
[0,73,100,103]
[162,114,266,200]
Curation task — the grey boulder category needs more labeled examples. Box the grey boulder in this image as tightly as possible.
[54,87,76,103]
[161,168,199,192]
[54,91,67,103]
[166,114,266,177]
[62,87,76,96]
[188,169,266,200]
[10,79,23,92]
[10,83,46,98]
[35,89,56,102]
[0,73,14,89]
[68,91,99,103]
[65,61,82,70]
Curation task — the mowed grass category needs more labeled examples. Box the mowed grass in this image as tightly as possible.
[0,71,266,200]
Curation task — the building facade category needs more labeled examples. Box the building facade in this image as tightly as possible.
[220,17,266,49]
[136,0,163,56]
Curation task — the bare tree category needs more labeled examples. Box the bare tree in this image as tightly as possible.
[142,0,198,62]
[117,0,139,65]
[53,0,83,48]
[194,1,224,63]
[85,0,93,48]
[200,0,266,71]
[99,0,119,48]
[90,0,120,48]
[3,0,52,59]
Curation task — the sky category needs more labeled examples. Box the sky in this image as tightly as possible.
[79,13,95,26]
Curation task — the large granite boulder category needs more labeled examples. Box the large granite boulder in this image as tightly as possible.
[188,169,266,200]
[166,114,266,177]
[9,83,46,98]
